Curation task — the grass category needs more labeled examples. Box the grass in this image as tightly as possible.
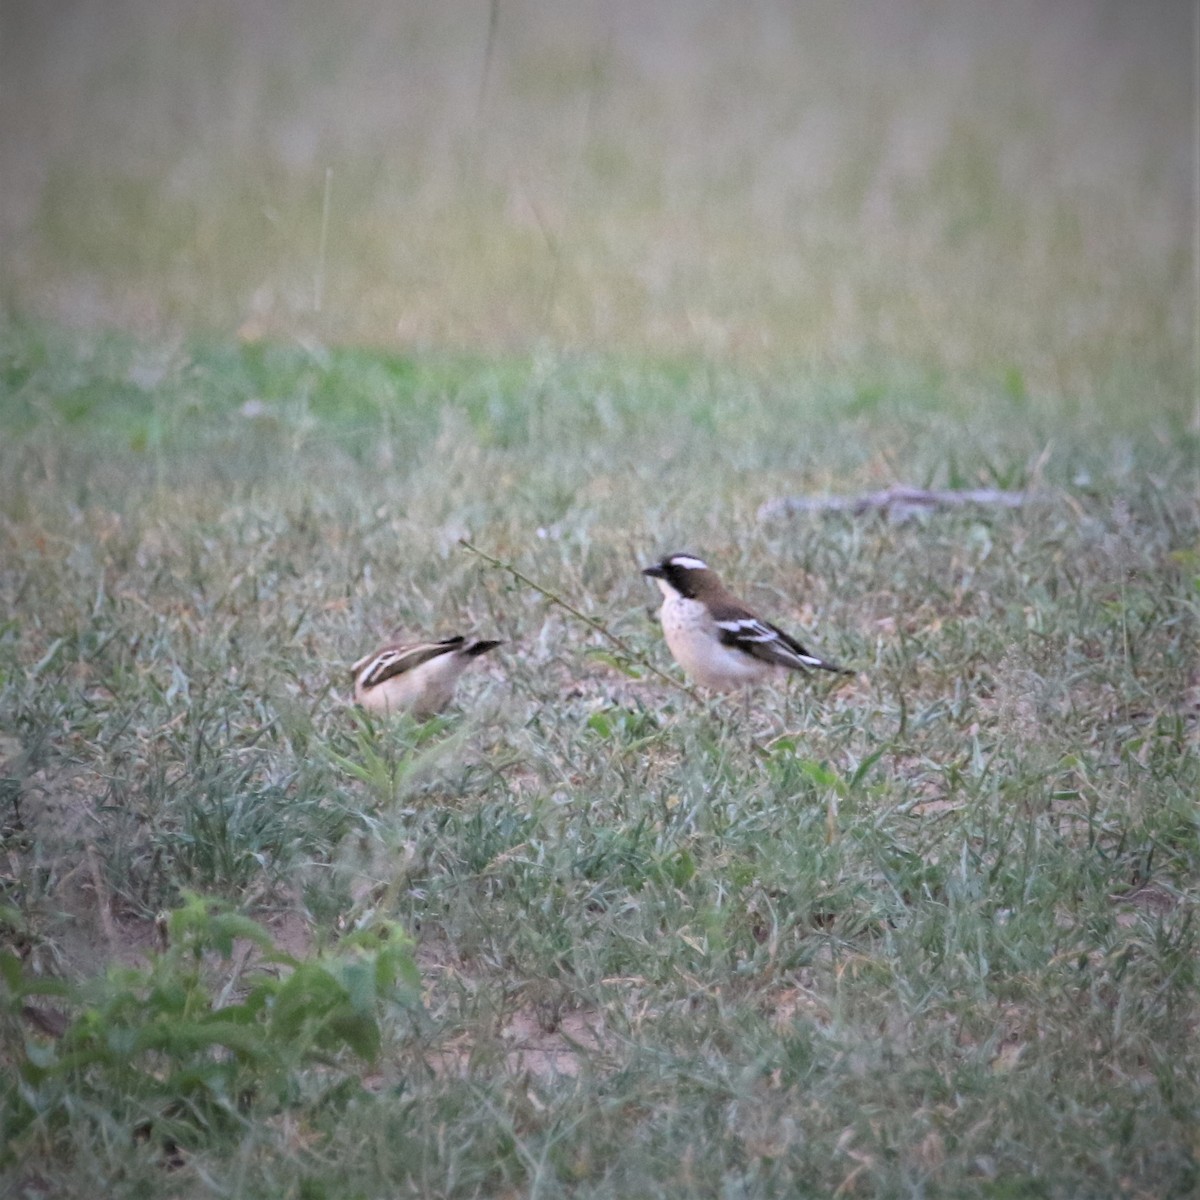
[0,329,1196,1197]
[0,0,1196,1195]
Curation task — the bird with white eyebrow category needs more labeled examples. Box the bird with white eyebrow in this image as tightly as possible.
[351,635,502,717]
[642,553,852,692]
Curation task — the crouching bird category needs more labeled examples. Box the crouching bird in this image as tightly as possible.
[642,553,852,692]
[352,635,502,717]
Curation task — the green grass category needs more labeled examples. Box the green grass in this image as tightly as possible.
[0,1,1196,1195]
[1,328,1196,1198]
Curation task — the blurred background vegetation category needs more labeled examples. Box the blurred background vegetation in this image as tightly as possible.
[0,0,1190,400]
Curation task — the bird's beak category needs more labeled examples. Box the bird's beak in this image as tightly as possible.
[642,564,665,579]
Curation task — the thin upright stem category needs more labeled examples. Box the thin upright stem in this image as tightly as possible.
[459,538,704,703]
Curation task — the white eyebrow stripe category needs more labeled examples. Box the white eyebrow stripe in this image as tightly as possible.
[669,555,709,571]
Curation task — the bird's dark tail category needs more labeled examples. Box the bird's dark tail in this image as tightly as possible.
[464,639,503,657]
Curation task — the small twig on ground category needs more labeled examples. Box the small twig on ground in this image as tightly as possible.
[757,485,1037,523]
[459,538,704,703]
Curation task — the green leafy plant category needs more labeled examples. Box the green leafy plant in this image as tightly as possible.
[1,893,419,1164]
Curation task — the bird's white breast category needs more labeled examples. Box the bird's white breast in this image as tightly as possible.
[657,591,774,691]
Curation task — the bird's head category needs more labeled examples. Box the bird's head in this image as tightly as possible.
[642,553,716,600]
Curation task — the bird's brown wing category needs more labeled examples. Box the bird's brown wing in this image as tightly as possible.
[352,637,465,687]
[711,604,848,674]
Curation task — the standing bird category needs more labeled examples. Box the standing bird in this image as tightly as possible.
[642,554,851,692]
[351,635,502,717]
